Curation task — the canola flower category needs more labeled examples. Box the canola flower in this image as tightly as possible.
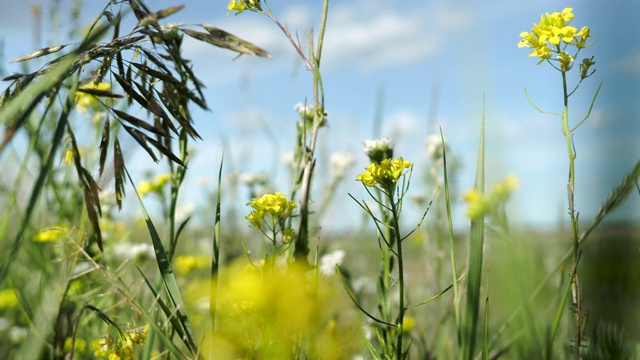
[32,227,69,243]
[137,173,171,197]
[0,288,18,310]
[174,255,211,275]
[356,157,412,191]
[246,192,296,230]
[518,8,592,71]
[464,174,519,220]
[210,260,359,359]
[92,326,148,360]
[227,0,261,16]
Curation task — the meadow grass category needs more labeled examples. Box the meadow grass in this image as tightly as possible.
[0,1,639,359]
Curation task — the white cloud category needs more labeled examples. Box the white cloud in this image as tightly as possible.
[612,51,640,76]
[323,1,474,71]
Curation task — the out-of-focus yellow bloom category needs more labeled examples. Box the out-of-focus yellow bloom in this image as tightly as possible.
[64,337,87,352]
[137,173,171,197]
[76,82,111,113]
[246,192,296,230]
[91,326,148,360]
[518,8,591,66]
[210,260,358,359]
[174,255,211,275]
[464,174,519,220]
[33,227,68,243]
[65,149,74,165]
[0,288,18,309]
[356,157,412,190]
[402,316,417,332]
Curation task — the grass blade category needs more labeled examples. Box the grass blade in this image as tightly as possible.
[441,129,462,345]
[210,155,223,359]
[462,98,486,360]
[124,167,200,357]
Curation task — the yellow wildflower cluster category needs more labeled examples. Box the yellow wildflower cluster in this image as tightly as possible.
[137,173,171,197]
[246,192,296,230]
[0,288,19,309]
[464,174,519,220]
[356,157,412,190]
[174,255,211,275]
[210,261,360,359]
[32,227,69,243]
[92,326,148,360]
[518,8,591,70]
[227,0,261,16]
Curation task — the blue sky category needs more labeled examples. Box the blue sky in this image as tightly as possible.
[1,0,639,230]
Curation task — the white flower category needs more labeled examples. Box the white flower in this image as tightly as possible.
[353,276,376,294]
[0,317,10,332]
[362,137,392,155]
[319,249,346,276]
[425,134,445,160]
[9,326,28,344]
[281,152,295,169]
[113,242,155,261]
[330,151,355,178]
[294,102,314,117]
[239,172,268,186]
[175,202,195,224]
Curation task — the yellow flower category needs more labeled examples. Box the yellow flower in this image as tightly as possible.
[518,8,592,65]
[65,149,74,165]
[246,192,296,230]
[76,82,110,113]
[64,337,87,352]
[464,174,519,219]
[356,157,412,190]
[0,288,18,309]
[174,255,211,275]
[227,0,261,16]
[33,227,68,243]
[402,316,417,332]
[227,0,246,16]
[137,173,171,197]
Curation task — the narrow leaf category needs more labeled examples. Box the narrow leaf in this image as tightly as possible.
[114,138,126,209]
[182,27,271,58]
[113,108,168,137]
[98,116,110,176]
[12,45,68,63]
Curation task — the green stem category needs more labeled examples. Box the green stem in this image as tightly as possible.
[389,194,405,359]
[561,66,582,359]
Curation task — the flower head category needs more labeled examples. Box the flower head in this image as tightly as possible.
[137,173,171,197]
[246,192,296,230]
[518,8,592,66]
[319,250,346,276]
[227,0,261,16]
[464,173,519,220]
[363,137,393,164]
[330,151,355,179]
[356,157,412,190]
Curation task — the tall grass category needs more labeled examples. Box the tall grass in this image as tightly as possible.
[0,2,638,359]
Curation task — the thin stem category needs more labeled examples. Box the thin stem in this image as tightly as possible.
[560,61,583,358]
[294,0,329,261]
[262,12,314,72]
[389,195,405,359]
